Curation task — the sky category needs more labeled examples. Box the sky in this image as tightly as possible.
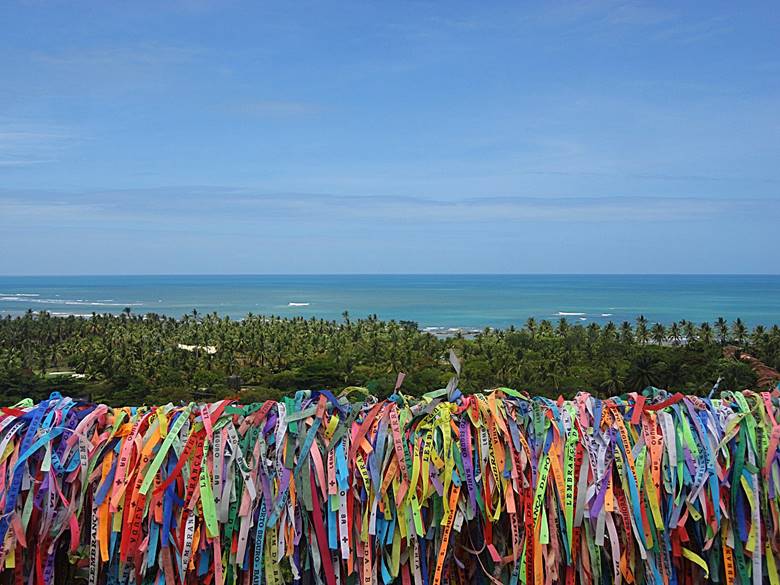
[0,0,778,275]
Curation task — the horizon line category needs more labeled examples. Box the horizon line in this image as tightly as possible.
[2,272,780,278]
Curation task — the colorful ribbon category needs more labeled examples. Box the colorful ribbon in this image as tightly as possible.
[0,386,778,585]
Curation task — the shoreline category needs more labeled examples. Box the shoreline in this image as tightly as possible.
[3,274,780,329]
[0,309,767,344]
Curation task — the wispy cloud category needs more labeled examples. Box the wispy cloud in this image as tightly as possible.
[514,170,780,184]
[540,0,676,27]
[20,42,202,98]
[32,43,199,68]
[534,1,732,45]
[230,100,321,117]
[652,15,732,44]
[0,123,78,167]
[1,189,776,231]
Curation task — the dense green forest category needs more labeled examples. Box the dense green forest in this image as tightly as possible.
[1,310,779,406]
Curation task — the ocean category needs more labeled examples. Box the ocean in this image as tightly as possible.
[1,274,779,330]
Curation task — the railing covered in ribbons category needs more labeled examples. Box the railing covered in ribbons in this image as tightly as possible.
[0,387,778,585]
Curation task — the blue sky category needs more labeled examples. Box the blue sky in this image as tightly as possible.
[1,0,778,274]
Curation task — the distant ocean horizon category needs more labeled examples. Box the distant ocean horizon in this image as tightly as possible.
[1,274,779,330]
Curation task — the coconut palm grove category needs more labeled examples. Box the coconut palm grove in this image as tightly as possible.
[1,311,778,406]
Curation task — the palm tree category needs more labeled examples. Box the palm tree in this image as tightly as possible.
[538,320,554,338]
[619,321,634,344]
[602,321,617,342]
[683,321,698,344]
[715,317,729,345]
[626,355,660,391]
[751,325,767,355]
[535,360,560,392]
[525,317,537,338]
[600,366,624,395]
[650,323,667,345]
[662,361,687,389]
[699,322,714,345]
[635,316,649,345]
[585,323,601,351]
[669,322,682,346]
[751,324,766,341]
[731,318,748,346]
[556,318,570,338]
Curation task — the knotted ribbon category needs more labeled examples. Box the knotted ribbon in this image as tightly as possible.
[0,385,778,585]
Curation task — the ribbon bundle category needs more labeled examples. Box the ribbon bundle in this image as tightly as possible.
[0,387,779,585]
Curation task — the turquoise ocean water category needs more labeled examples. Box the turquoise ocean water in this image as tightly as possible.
[1,275,779,330]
